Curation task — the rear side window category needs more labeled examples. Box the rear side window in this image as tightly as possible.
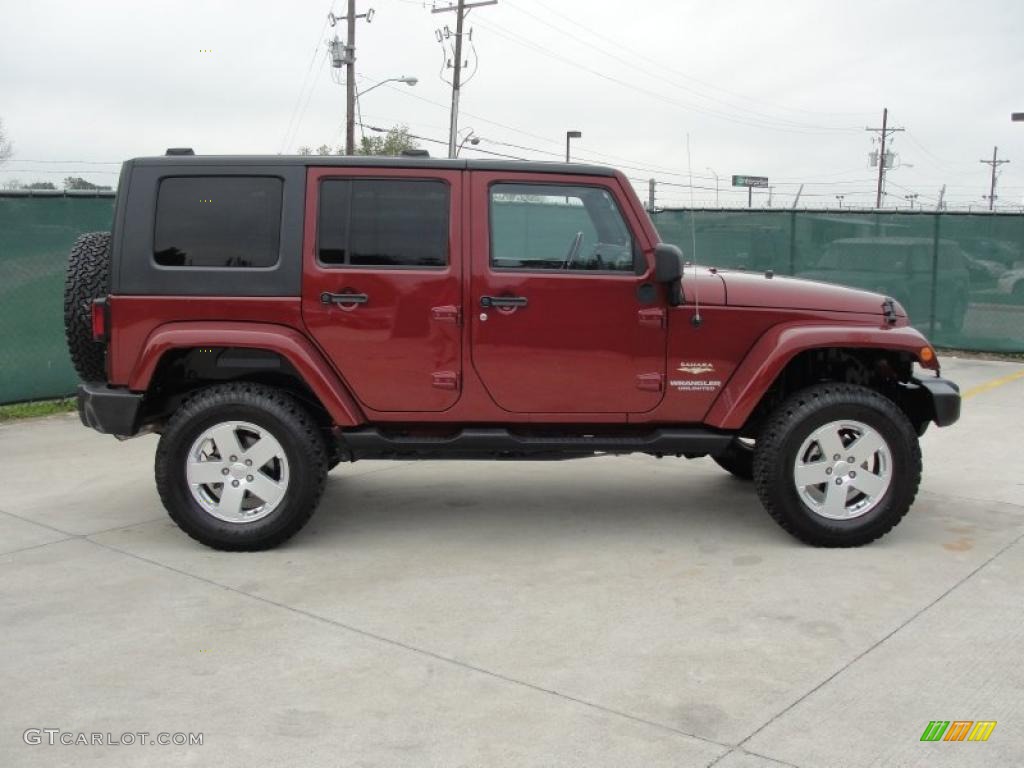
[318,178,449,267]
[154,176,283,268]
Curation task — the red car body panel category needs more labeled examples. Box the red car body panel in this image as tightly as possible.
[126,320,363,427]
[104,165,940,432]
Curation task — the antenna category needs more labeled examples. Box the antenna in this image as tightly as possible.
[685,133,702,328]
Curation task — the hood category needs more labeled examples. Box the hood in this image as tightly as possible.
[717,269,904,316]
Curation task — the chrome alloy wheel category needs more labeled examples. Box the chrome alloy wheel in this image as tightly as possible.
[792,420,892,520]
[185,421,290,524]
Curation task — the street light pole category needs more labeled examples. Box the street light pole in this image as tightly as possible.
[706,167,719,206]
[353,76,417,149]
[565,130,582,162]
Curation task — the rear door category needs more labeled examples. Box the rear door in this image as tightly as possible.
[468,172,665,414]
[302,167,463,412]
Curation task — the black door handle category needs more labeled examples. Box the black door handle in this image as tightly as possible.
[321,291,369,306]
[480,295,528,309]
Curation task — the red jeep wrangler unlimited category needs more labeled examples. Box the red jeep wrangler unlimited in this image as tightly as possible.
[64,151,960,550]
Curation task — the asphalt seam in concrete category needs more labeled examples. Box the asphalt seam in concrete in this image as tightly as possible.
[0,505,165,543]
[707,747,803,768]
[730,529,1024,753]
[85,535,738,755]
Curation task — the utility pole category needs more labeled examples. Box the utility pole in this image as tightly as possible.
[791,183,804,209]
[936,185,946,211]
[980,146,1010,211]
[648,178,656,211]
[866,107,904,209]
[433,0,497,158]
[767,186,775,207]
[328,4,374,155]
[835,194,845,209]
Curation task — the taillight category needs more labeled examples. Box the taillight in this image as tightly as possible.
[91,297,109,342]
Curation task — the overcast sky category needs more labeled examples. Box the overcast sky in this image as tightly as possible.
[1,0,1022,209]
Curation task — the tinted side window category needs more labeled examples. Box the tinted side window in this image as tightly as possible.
[154,177,282,267]
[490,183,634,272]
[318,179,449,267]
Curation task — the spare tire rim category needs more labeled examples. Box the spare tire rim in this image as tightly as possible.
[186,420,290,524]
[792,420,892,520]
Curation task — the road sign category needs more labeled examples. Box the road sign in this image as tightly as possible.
[732,175,768,188]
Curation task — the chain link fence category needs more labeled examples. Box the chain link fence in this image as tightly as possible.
[0,192,114,404]
[652,209,1024,352]
[1,197,1021,404]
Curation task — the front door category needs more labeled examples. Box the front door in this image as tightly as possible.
[302,168,463,413]
[469,172,666,414]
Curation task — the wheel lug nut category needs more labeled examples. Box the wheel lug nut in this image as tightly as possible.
[826,467,833,475]
[221,468,229,476]
[246,475,253,482]
[835,478,843,485]
[833,454,841,461]
[229,455,237,462]
[231,480,240,487]
[245,459,252,466]
[847,456,855,463]
[850,471,857,478]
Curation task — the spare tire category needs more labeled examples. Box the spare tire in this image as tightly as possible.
[64,232,112,383]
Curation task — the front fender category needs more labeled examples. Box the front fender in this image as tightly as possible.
[130,321,364,427]
[703,322,938,430]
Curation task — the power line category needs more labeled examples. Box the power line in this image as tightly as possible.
[502,0,863,133]
[280,2,337,153]
[511,0,875,122]
[472,17,860,136]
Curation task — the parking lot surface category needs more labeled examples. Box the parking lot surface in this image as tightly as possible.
[1,356,1022,767]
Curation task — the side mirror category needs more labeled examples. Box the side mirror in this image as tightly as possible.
[654,243,683,283]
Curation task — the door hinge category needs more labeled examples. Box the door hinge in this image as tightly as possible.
[431,305,462,325]
[432,371,460,390]
[636,373,664,392]
[638,307,666,328]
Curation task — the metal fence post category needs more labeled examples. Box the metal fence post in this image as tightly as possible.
[929,213,940,339]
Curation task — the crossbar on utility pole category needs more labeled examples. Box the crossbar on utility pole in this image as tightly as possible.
[866,107,904,209]
[433,0,497,159]
[980,146,1010,211]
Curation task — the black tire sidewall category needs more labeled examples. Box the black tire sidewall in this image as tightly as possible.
[64,232,111,383]
[157,387,326,550]
[756,386,919,546]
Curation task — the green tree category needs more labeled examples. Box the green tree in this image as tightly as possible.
[63,176,112,191]
[25,181,57,190]
[356,125,420,156]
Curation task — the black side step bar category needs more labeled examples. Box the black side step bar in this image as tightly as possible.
[337,427,733,461]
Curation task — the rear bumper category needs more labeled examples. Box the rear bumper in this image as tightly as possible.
[918,376,961,427]
[77,383,143,437]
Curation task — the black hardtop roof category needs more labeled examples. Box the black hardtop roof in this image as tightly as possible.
[127,154,618,177]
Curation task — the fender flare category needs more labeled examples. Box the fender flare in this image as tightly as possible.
[129,321,364,427]
[704,322,936,430]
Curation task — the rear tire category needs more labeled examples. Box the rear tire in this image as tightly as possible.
[155,383,328,551]
[713,438,754,480]
[753,383,921,547]
[63,232,112,382]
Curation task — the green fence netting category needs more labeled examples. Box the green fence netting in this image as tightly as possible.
[0,194,114,404]
[0,197,1021,405]
[653,209,1024,353]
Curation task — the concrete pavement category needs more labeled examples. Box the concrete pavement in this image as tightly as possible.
[1,356,1022,767]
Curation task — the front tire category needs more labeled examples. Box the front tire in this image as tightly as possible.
[155,383,328,551]
[753,383,921,547]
